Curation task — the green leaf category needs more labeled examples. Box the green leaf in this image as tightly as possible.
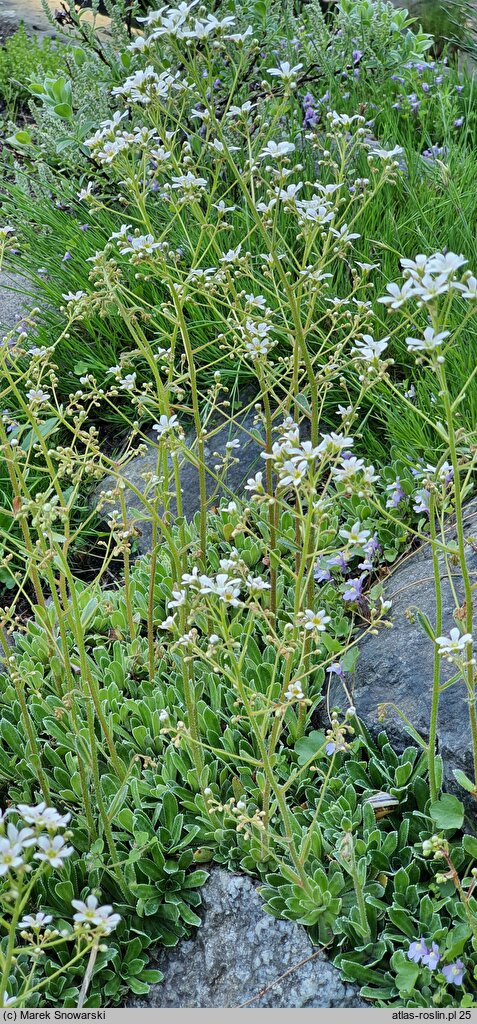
[394,958,419,995]
[453,769,476,794]
[295,730,326,765]
[54,103,73,119]
[430,794,464,831]
[463,834,477,860]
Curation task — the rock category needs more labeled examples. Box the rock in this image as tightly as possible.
[93,400,264,555]
[332,498,477,790]
[128,868,365,1008]
[0,272,36,333]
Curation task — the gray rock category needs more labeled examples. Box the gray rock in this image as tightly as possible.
[331,498,477,789]
[94,400,264,554]
[129,868,365,1008]
[0,272,36,333]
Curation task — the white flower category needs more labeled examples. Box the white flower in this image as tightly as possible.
[72,894,121,934]
[378,279,416,308]
[5,823,35,849]
[260,140,295,159]
[220,245,242,264]
[62,290,86,304]
[301,609,331,632]
[152,415,179,437]
[17,803,71,830]
[352,335,389,363]
[267,61,303,83]
[368,144,403,160]
[405,327,450,353]
[26,389,50,404]
[340,521,371,545]
[459,275,477,300]
[34,835,74,868]
[0,837,23,875]
[119,373,137,391]
[159,709,169,722]
[317,432,354,454]
[246,576,271,593]
[244,471,264,494]
[285,680,305,700]
[278,459,307,488]
[19,912,53,930]
[428,252,467,277]
[200,574,241,606]
[435,628,472,658]
[169,588,187,608]
[160,615,177,631]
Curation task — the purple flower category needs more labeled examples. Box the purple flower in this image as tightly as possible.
[352,49,362,64]
[455,117,464,128]
[79,223,89,231]
[407,938,429,963]
[62,251,72,262]
[422,942,440,970]
[455,84,464,93]
[413,488,430,516]
[328,662,345,679]
[342,574,367,603]
[442,959,465,985]
[386,477,406,509]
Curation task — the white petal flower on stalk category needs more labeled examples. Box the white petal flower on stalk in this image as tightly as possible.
[72,894,121,934]
[405,327,450,353]
[285,680,305,701]
[17,804,71,830]
[245,576,271,593]
[317,432,354,454]
[267,61,303,83]
[459,275,477,300]
[301,609,331,633]
[160,615,177,631]
[435,628,472,658]
[26,389,50,405]
[427,252,467,277]
[378,279,416,308]
[5,823,35,849]
[260,140,296,160]
[18,912,53,930]
[352,335,389,363]
[0,838,23,875]
[339,521,371,546]
[34,835,74,868]
[278,460,308,488]
[168,588,187,608]
[244,471,264,494]
[152,415,179,437]
[199,574,241,606]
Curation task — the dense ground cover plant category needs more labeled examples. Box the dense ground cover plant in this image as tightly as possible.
[1,0,477,1011]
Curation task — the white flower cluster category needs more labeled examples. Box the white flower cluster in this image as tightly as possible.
[111,67,186,106]
[132,1,251,45]
[435,627,473,662]
[86,115,173,168]
[0,802,72,876]
[379,252,477,355]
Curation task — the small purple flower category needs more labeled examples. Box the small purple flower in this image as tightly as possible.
[455,84,464,93]
[422,941,440,970]
[328,552,348,573]
[407,938,429,963]
[325,741,337,755]
[422,82,430,93]
[343,574,367,603]
[442,959,465,985]
[79,223,89,232]
[62,251,72,262]
[352,49,362,64]
[413,488,430,516]
[386,477,406,509]
[454,117,464,128]
[328,662,345,679]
